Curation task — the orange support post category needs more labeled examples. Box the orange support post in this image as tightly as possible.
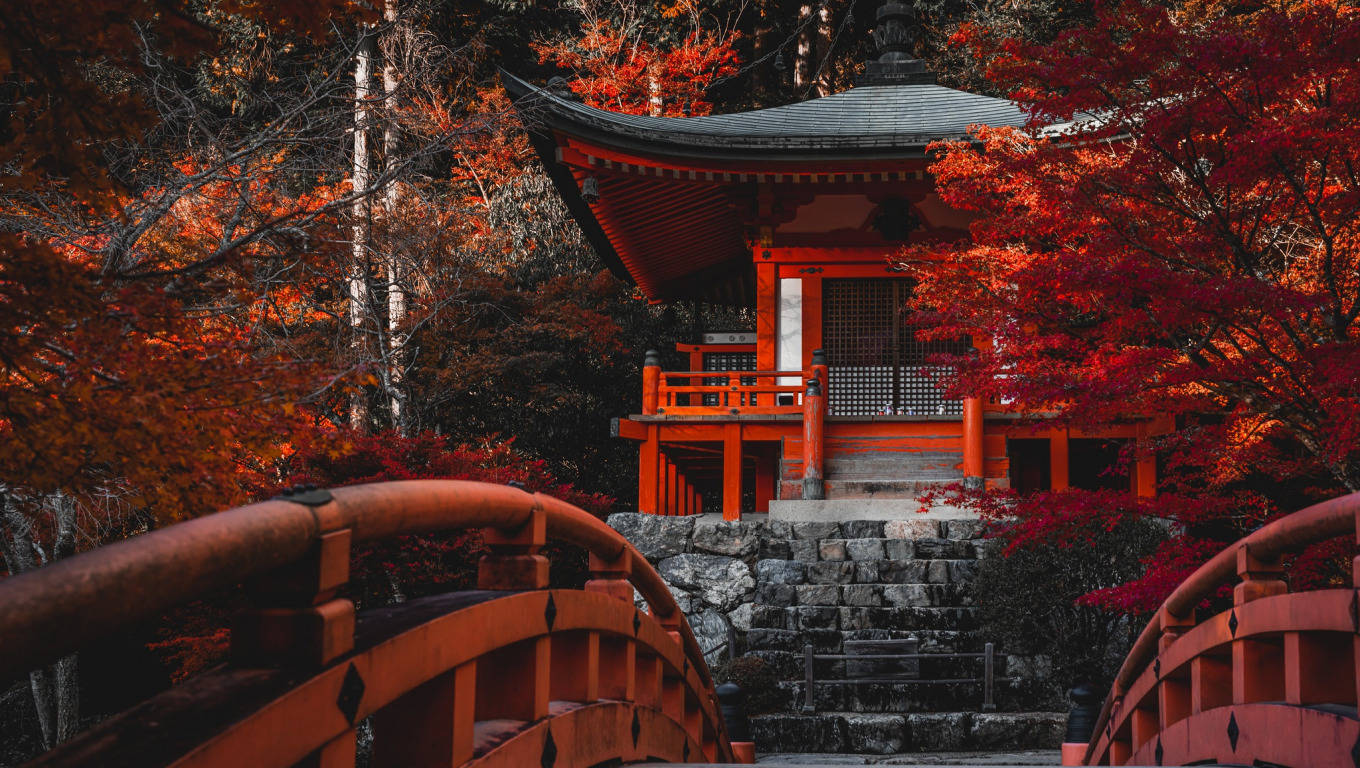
[962,396,984,491]
[371,663,477,768]
[1133,453,1156,497]
[478,507,548,590]
[802,367,825,501]
[642,349,661,415]
[1050,430,1070,491]
[755,262,777,371]
[754,454,774,514]
[666,458,680,516]
[639,426,659,514]
[723,423,743,520]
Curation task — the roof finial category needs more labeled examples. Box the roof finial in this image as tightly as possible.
[857,1,936,86]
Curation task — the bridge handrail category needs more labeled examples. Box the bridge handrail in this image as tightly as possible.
[1084,491,1360,763]
[0,479,708,688]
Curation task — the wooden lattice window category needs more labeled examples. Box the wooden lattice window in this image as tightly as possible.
[821,279,970,416]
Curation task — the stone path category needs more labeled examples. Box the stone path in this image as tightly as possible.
[754,750,1061,764]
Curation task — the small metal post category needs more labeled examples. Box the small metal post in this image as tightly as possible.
[802,643,816,713]
[982,642,996,711]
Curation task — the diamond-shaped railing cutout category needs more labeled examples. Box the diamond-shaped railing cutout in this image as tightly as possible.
[337,663,365,724]
[683,741,690,761]
[1154,657,1161,678]
[1155,737,1164,766]
[1350,590,1358,633]
[633,610,642,636]
[1227,711,1240,751]
[544,592,557,631]
[1350,728,1360,767]
[1228,609,1239,637]
[631,709,641,746]
[541,728,557,768]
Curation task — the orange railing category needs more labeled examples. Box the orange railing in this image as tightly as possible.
[1074,492,1360,766]
[650,370,806,416]
[0,481,749,767]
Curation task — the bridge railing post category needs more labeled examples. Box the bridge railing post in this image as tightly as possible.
[478,504,549,590]
[231,521,356,670]
[1232,545,1286,705]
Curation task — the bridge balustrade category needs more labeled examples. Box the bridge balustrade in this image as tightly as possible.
[0,480,750,767]
[1077,492,1360,767]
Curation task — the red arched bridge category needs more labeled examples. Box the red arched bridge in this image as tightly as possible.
[0,480,755,767]
[1072,492,1360,767]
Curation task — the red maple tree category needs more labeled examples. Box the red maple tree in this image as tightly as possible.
[910,0,1360,611]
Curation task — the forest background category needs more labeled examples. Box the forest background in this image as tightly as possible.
[3,0,1357,760]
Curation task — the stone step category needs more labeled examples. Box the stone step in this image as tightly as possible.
[748,626,985,656]
[749,712,1067,755]
[827,479,958,500]
[749,606,981,633]
[776,679,1043,715]
[769,499,983,522]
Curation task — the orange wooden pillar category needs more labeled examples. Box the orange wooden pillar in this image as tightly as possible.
[962,396,984,491]
[642,349,660,414]
[802,372,825,501]
[723,423,743,520]
[1050,429,1070,491]
[755,261,777,370]
[639,425,659,514]
[665,458,680,516]
[1133,454,1156,497]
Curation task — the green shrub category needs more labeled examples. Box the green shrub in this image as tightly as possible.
[975,516,1167,696]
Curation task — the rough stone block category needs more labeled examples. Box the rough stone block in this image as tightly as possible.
[884,519,941,539]
[845,538,886,561]
[945,519,987,540]
[767,520,793,539]
[789,539,819,562]
[748,604,788,630]
[689,608,731,658]
[818,539,848,560]
[750,714,844,754]
[746,628,801,652]
[838,606,882,631]
[841,584,883,607]
[607,512,695,560]
[968,712,1066,750]
[797,605,839,630]
[806,561,856,585]
[878,560,929,584]
[854,561,880,583]
[666,583,698,613]
[841,520,884,539]
[658,554,754,611]
[755,558,806,585]
[692,519,761,557]
[914,538,974,559]
[905,712,971,751]
[792,521,840,540]
[884,539,914,560]
[926,560,952,584]
[759,538,792,560]
[881,584,935,608]
[796,584,840,606]
[843,714,905,754]
[726,602,754,633]
[806,628,844,652]
[755,583,796,607]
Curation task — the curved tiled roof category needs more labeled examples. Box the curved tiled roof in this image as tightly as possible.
[502,71,1032,157]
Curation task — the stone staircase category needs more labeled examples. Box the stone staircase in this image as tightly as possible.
[605,512,1065,757]
[742,518,1065,755]
[781,447,966,500]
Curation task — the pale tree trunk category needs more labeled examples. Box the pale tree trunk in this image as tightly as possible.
[648,74,662,116]
[2,491,79,749]
[350,25,377,432]
[795,4,813,90]
[751,0,773,96]
[381,0,408,436]
[816,2,833,97]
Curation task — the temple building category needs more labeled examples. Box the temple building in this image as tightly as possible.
[505,3,1169,521]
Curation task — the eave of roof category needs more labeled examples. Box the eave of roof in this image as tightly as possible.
[501,70,1032,162]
